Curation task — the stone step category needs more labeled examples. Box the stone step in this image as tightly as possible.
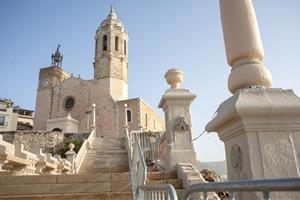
[148,179,183,189]
[147,171,178,180]
[80,164,129,172]
[80,157,128,165]
[85,151,125,155]
[92,138,125,147]
[0,173,131,197]
[0,192,133,200]
[78,138,129,173]
[91,145,125,150]
[92,166,129,173]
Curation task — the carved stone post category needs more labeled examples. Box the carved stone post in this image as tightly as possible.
[65,143,76,174]
[159,69,197,171]
[206,1,300,199]
[91,103,96,128]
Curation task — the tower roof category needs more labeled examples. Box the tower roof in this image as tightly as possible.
[107,5,117,20]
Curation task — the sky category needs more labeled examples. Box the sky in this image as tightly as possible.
[1,1,300,162]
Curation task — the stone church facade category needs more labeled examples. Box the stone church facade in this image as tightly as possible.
[33,7,164,137]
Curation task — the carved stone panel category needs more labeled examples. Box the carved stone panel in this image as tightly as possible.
[230,144,243,174]
[172,116,192,147]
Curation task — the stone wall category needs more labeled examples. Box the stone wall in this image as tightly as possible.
[0,131,89,156]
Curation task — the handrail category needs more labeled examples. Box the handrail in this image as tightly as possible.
[139,183,178,200]
[126,129,147,199]
[123,104,178,200]
[183,178,300,200]
[74,128,95,173]
[125,129,179,200]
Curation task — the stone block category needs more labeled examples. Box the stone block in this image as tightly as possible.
[111,172,129,182]
[0,175,57,185]
[147,171,163,180]
[110,182,131,192]
[166,179,183,189]
[50,182,110,194]
[163,170,177,179]
[56,173,111,183]
[0,184,52,196]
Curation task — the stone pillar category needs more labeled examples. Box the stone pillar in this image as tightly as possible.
[206,1,300,199]
[159,69,197,171]
[91,103,96,128]
[220,0,272,93]
[124,104,128,127]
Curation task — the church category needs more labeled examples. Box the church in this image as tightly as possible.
[33,6,164,137]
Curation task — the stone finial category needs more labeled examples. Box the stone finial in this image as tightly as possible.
[107,5,117,20]
[164,68,183,89]
[68,143,75,151]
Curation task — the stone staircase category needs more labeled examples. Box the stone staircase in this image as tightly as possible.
[79,137,129,173]
[147,171,186,199]
[0,171,187,200]
[0,172,133,200]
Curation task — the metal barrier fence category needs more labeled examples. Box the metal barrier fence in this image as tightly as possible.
[183,178,300,200]
[139,131,161,168]
[138,184,178,200]
[123,104,178,200]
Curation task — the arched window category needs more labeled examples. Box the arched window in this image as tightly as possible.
[145,113,148,127]
[103,35,107,51]
[115,36,119,51]
[127,109,132,123]
[124,40,127,55]
[95,38,98,56]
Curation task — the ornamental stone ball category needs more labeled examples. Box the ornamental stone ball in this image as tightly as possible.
[164,68,183,89]
[68,143,75,151]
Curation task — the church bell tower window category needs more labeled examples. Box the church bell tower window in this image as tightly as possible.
[124,40,127,55]
[103,35,107,51]
[115,36,119,51]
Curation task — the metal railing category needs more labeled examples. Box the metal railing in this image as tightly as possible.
[123,104,178,200]
[138,183,178,200]
[183,178,300,200]
[139,131,161,166]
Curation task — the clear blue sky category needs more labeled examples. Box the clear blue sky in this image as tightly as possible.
[1,1,300,162]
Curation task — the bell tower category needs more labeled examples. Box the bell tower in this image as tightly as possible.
[94,6,128,100]
[33,45,70,130]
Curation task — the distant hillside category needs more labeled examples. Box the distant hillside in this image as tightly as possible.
[197,160,227,177]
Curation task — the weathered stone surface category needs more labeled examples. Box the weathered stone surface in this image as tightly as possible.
[159,85,197,170]
[0,172,131,197]
[78,137,129,173]
[0,192,133,200]
[206,88,300,199]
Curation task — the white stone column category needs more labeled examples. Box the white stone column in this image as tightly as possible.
[205,1,300,199]
[159,69,197,171]
[220,0,272,93]
[91,103,96,128]
[124,104,128,127]
[65,143,76,174]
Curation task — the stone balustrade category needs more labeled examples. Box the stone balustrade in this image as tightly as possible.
[74,128,95,173]
[0,135,72,176]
